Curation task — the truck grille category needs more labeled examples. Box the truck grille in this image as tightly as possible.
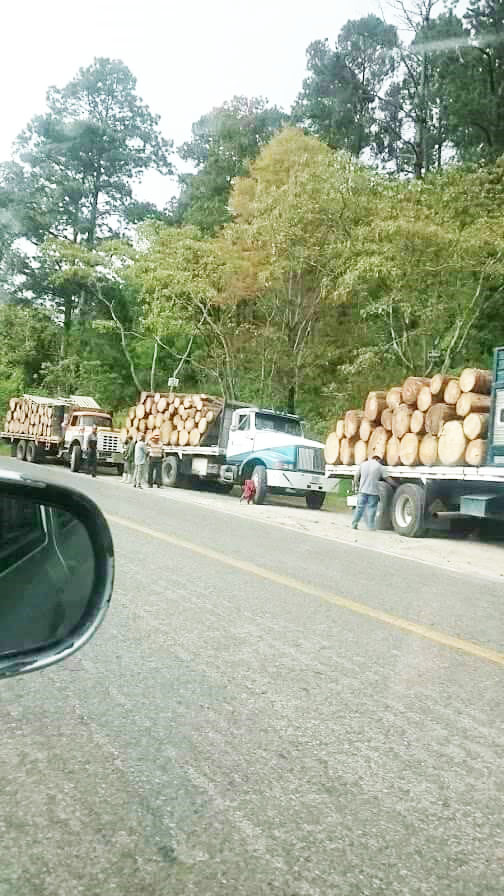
[98,433,122,453]
[296,446,324,474]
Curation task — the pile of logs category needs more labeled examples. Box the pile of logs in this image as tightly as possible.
[3,397,62,439]
[121,392,224,448]
[324,368,493,468]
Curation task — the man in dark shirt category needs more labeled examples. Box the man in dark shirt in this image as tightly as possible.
[87,425,98,478]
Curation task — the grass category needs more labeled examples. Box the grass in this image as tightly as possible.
[0,442,11,456]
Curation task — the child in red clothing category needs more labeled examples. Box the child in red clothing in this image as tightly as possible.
[240,479,256,504]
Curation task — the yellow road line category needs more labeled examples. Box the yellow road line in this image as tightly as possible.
[107,513,504,668]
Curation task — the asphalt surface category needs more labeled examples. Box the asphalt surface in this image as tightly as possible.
[0,457,503,896]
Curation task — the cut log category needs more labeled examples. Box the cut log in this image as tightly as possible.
[173,397,181,409]
[195,412,201,424]
[368,426,388,460]
[419,434,438,466]
[169,430,179,446]
[402,376,431,406]
[340,437,356,465]
[139,419,147,433]
[335,420,345,439]
[176,421,184,432]
[189,428,201,447]
[364,392,387,422]
[344,409,365,439]
[324,433,340,464]
[425,403,458,435]
[153,393,161,405]
[386,387,402,410]
[160,421,173,444]
[455,392,491,417]
[443,379,461,405]
[386,435,401,466]
[136,403,145,419]
[392,404,412,439]
[459,368,492,395]
[147,414,155,430]
[157,396,168,413]
[144,396,153,414]
[463,412,488,441]
[410,409,425,435]
[430,373,451,396]
[9,398,16,411]
[381,408,393,431]
[179,429,189,446]
[206,410,215,423]
[183,397,192,409]
[438,420,467,465]
[399,433,419,466]
[417,385,437,412]
[198,418,208,434]
[465,438,487,466]
[185,418,196,433]
[359,418,376,443]
[354,440,368,465]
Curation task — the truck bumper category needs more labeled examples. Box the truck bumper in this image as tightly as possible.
[266,470,339,494]
[97,451,123,465]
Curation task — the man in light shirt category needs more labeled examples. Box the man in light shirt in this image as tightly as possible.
[352,455,393,531]
[133,435,147,489]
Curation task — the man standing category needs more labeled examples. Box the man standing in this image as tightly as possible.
[123,436,135,483]
[352,455,392,531]
[147,433,163,488]
[87,425,98,478]
[133,434,147,488]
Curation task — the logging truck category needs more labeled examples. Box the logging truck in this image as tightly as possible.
[324,347,504,537]
[1,395,124,474]
[122,392,339,508]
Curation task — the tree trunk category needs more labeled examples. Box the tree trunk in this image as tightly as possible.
[438,421,467,465]
[465,439,487,466]
[463,413,488,440]
[324,433,340,464]
[425,403,458,435]
[419,433,438,465]
[459,368,492,394]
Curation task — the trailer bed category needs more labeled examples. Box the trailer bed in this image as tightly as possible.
[326,464,504,484]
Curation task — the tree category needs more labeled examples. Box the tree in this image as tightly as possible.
[293,16,398,158]
[176,96,285,234]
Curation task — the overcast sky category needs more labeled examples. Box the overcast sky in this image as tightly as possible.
[1,0,386,205]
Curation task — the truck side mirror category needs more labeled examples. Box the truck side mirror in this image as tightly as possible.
[0,472,113,679]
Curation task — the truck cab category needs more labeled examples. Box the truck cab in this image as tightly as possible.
[64,409,123,473]
[227,407,336,508]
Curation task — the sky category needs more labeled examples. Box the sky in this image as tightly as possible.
[0,0,381,206]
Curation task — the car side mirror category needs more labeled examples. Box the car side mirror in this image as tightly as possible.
[0,472,114,679]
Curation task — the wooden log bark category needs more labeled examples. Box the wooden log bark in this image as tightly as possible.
[368,426,388,460]
[340,437,356,465]
[386,387,402,410]
[402,377,430,405]
[410,409,426,434]
[381,408,393,431]
[364,392,387,422]
[354,440,368,465]
[386,435,401,466]
[465,439,487,466]
[438,420,467,465]
[359,418,376,443]
[419,434,438,465]
[463,413,488,440]
[344,410,365,439]
[459,368,492,395]
[324,433,340,464]
[455,392,491,417]
[430,373,451,396]
[425,403,458,435]
[392,404,412,439]
[443,379,462,405]
[399,433,419,466]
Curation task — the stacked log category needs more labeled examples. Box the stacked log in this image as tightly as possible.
[2,397,63,439]
[324,365,493,468]
[122,392,224,448]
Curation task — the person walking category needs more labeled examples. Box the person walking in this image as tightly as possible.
[123,437,135,483]
[352,455,393,531]
[87,425,98,478]
[147,433,163,488]
[133,434,147,488]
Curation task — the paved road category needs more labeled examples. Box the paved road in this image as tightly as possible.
[0,458,503,896]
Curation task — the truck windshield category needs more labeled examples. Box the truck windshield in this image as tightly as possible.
[81,416,112,428]
[255,413,302,436]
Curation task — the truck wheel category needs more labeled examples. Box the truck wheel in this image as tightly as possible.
[16,440,27,461]
[375,482,394,530]
[252,465,267,505]
[25,441,38,463]
[70,444,81,473]
[306,491,326,510]
[162,456,179,488]
[392,483,426,538]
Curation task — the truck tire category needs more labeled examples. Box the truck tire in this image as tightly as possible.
[162,456,179,488]
[16,440,27,461]
[306,491,326,510]
[25,441,38,463]
[70,444,81,473]
[392,483,426,538]
[252,465,267,505]
[375,482,394,530]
